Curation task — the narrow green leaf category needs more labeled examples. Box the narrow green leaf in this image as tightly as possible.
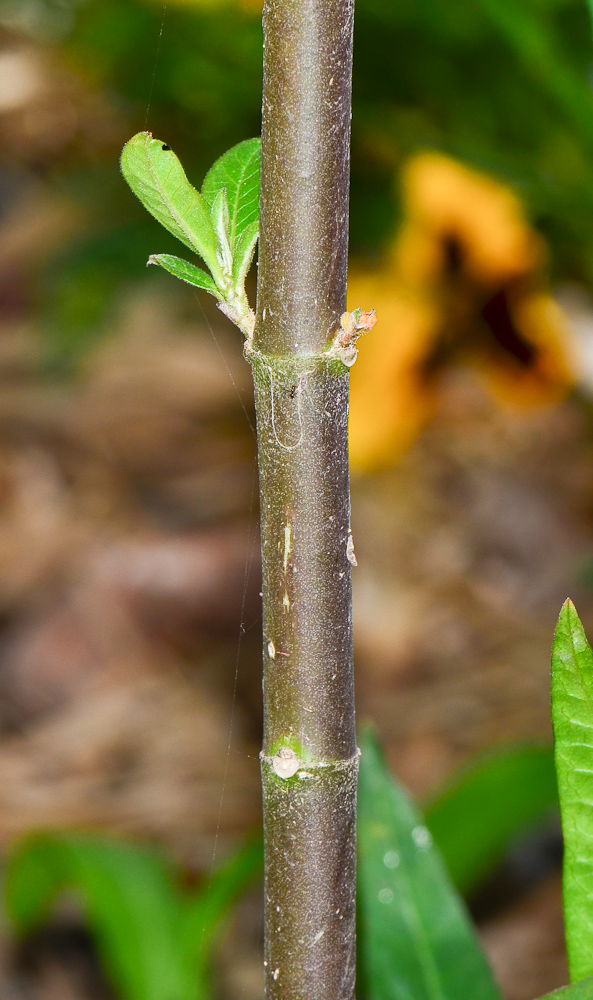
[232,220,259,291]
[121,132,222,282]
[358,729,501,1000]
[148,254,219,295]
[538,979,593,999]
[202,138,260,250]
[424,744,558,896]
[6,833,191,1000]
[552,600,593,983]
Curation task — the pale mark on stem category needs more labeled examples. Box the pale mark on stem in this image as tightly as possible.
[266,365,313,451]
[347,532,357,567]
[283,523,292,573]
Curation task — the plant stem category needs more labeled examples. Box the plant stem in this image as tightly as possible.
[247,1,357,998]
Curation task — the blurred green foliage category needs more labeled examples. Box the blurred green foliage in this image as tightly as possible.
[424,743,558,896]
[5,830,263,1000]
[4,0,593,367]
[4,737,563,1000]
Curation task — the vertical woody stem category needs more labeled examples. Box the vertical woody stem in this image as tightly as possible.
[248,1,357,998]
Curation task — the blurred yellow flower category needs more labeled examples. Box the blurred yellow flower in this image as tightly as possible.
[349,153,573,471]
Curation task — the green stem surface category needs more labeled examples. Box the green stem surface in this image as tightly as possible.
[250,1,357,997]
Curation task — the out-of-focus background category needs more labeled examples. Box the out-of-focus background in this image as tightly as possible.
[1,0,593,996]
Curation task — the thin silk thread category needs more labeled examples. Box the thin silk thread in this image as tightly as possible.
[267,365,313,451]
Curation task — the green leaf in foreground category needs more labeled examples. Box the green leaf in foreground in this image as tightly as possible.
[148,254,219,295]
[202,138,261,250]
[120,132,222,284]
[358,729,502,1000]
[552,599,593,983]
[539,978,593,999]
[424,743,558,896]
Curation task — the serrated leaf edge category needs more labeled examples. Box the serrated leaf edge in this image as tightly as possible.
[148,254,219,295]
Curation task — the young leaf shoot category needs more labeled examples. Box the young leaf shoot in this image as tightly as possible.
[120,133,260,339]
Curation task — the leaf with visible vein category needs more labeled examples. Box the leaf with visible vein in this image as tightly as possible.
[202,138,260,250]
[121,133,222,283]
[358,729,502,1000]
[148,254,219,295]
[552,600,593,982]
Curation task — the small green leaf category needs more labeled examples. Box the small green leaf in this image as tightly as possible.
[121,132,222,284]
[148,254,219,295]
[538,979,593,999]
[358,729,501,1000]
[202,138,260,250]
[232,220,259,291]
[552,599,593,982]
[425,743,558,896]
